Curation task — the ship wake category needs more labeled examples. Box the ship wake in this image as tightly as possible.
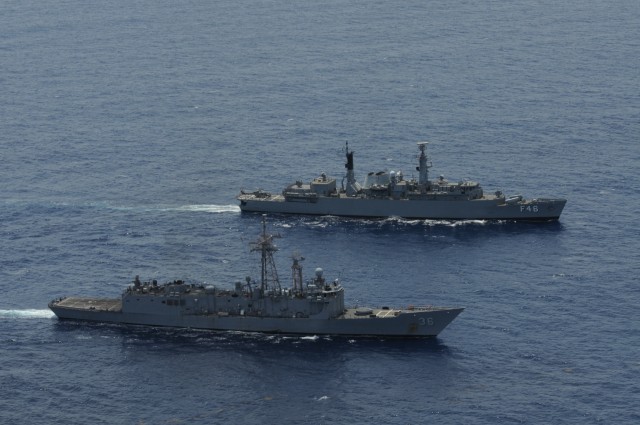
[165,204,241,213]
[0,309,56,319]
[103,203,241,214]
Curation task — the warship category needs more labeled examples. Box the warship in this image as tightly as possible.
[49,217,463,337]
[238,142,566,221]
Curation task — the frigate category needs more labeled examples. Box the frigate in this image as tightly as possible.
[49,217,463,337]
[238,142,566,221]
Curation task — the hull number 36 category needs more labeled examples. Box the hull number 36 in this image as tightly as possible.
[419,317,434,326]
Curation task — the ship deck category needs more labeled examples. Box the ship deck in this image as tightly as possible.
[53,297,122,312]
[342,306,452,319]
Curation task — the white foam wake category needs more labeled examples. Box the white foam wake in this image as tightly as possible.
[0,309,55,319]
[171,204,241,213]
[92,202,241,214]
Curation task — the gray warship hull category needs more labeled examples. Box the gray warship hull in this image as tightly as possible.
[49,297,463,337]
[238,193,565,221]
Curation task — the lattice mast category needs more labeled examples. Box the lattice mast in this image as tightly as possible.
[250,216,281,292]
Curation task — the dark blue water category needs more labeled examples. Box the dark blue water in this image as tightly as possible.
[2,0,639,423]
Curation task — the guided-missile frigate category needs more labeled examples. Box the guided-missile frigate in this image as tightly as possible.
[49,218,463,337]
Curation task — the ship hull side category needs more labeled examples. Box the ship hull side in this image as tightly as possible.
[239,195,565,221]
[50,300,462,337]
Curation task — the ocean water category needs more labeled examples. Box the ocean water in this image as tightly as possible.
[1,0,639,423]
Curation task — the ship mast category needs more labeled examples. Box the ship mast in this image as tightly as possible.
[250,215,281,293]
[417,142,432,186]
[291,255,304,296]
[344,142,361,196]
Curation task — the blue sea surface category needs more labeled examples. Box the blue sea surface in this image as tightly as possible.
[1,0,639,423]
